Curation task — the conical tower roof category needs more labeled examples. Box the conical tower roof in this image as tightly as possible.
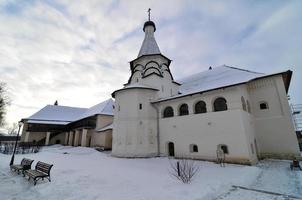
[137,20,161,57]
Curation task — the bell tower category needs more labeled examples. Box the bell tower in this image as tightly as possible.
[112,11,180,158]
[126,11,180,98]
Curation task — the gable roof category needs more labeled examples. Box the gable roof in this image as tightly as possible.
[152,65,291,103]
[27,105,87,124]
[179,65,264,95]
[25,99,114,125]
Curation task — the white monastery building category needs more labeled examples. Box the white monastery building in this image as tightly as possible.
[20,18,300,165]
[20,99,114,150]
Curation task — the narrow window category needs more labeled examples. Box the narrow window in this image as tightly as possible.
[179,104,189,116]
[213,97,227,112]
[195,101,207,114]
[247,100,251,113]
[241,96,246,111]
[190,144,198,153]
[139,103,142,110]
[118,105,120,111]
[193,145,198,152]
[260,102,268,110]
[163,106,174,118]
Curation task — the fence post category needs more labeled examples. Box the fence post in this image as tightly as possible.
[177,161,180,176]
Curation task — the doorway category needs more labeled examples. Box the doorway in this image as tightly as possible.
[168,142,175,157]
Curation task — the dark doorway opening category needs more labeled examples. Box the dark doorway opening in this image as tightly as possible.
[168,142,175,157]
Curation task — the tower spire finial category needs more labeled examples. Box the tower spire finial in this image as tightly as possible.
[148,8,151,21]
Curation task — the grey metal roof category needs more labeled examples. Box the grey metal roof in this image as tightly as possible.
[138,21,161,57]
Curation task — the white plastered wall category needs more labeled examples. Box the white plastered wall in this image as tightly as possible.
[91,130,112,148]
[157,85,258,164]
[112,88,158,157]
[130,55,179,99]
[248,75,300,158]
[96,115,113,130]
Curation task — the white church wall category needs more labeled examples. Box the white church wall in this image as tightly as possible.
[236,85,258,163]
[157,85,257,164]
[239,111,258,163]
[132,55,168,70]
[129,55,179,99]
[248,75,300,158]
[141,74,179,98]
[112,88,158,157]
[159,110,254,164]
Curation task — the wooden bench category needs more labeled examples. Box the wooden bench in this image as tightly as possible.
[10,158,34,175]
[290,159,301,171]
[25,161,53,185]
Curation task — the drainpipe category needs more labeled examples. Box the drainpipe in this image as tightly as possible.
[151,103,160,156]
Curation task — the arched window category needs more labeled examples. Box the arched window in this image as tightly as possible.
[241,96,246,111]
[259,101,269,110]
[179,104,189,116]
[247,100,251,113]
[190,144,198,153]
[163,106,174,118]
[195,101,207,114]
[213,97,227,112]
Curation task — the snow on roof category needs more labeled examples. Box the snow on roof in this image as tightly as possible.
[26,99,114,125]
[96,123,113,132]
[75,99,114,121]
[28,105,87,123]
[153,65,286,103]
[179,65,264,95]
[27,120,70,125]
[112,83,159,97]
[124,83,158,90]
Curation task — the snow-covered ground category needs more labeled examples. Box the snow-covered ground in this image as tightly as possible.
[0,145,301,200]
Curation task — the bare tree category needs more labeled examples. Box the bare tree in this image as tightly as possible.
[0,82,10,127]
[169,159,199,183]
[7,122,18,135]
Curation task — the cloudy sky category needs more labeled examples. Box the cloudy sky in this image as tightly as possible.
[0,0,301,127]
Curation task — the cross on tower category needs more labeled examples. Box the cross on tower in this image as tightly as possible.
[148,8,151,21]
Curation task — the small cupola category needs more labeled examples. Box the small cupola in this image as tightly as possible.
[143,20,156,32]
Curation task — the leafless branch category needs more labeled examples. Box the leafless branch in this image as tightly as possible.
[169,158,199,183]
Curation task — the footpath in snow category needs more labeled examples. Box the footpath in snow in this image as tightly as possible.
[204,160,302,200]
[0,145,301,200]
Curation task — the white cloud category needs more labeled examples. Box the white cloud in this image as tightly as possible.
[0,0,301,127]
